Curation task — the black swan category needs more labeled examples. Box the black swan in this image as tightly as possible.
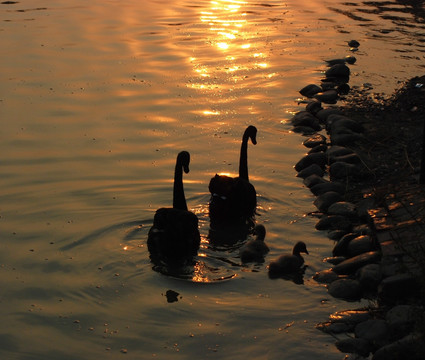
[268,241,309,277]
[208,125,257,227]
[147,151,201,265]
[239,224,269,263]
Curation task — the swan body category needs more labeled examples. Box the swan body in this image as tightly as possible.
[147,151,201,265]
[209,125,257,227]
[239,224,269,263]
[268,241,309,276]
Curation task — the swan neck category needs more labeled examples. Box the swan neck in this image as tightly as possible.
[173,161,188,211]
[239,135,249,181]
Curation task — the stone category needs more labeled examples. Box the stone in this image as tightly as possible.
[327,229,348,240]
[385,305,420,338]
[372,333,425,360]
[333,233,358,257]
[345,55,357,64]
[331,153,361,165]
[331,133,364,146]
[328,278,362,300]
[313,269,339,283]
[296,163,325,178]
[357,264,382,291]
[316,108,343,123]
[308,144,328,154]
[378,273,420,301]
[355,319,389,342]
[316,214,352,232]
[328,201,357,218]
[311,181,345,196]
[325,63,350,78]
[299,84,322,97]
[348,40,360,48]
[305,99,323,114]
[326,145,354,160]
[348,235,375,257]
[332,251,381,275]
[329,309,371,325]
[327,114,364,133]
[313,191,343,212]
[291,111,321,130]
[323,256,346,265]
[329,161,358,179]
[303,133,327,148]
[303,174,327,188]
[314,89,339,104]
[316,321,352,334]
[335,338,371,357]
[295,152,327,172]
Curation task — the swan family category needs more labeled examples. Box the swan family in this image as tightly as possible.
[147,126,309,275]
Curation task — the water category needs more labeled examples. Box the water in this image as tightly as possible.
[1,0,424,359]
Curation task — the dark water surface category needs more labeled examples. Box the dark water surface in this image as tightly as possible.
[1,0,424,359]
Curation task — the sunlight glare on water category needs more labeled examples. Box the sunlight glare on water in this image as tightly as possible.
[1,0,424,359]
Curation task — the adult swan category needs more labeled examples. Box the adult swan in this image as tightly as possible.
[147,151,201,265]
[208,125,258,228]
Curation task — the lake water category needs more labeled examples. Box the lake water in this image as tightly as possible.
[1,0,424,359]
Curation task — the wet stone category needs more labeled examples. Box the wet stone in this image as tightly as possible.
[296,164,325,179]
[311,181,345,196]
[313,269,339,284]
[354,319,389,342]
[327,201,357,218]
[299,84,322,97]
[332,251,381,275]
[348,235,375,257]
[313,191,343,212]
[357,263,382,290]
[333,233,358,257]
[325,63,350,78]
[315,214,352,232]
[335,337,371,357]
[316,108,343,123]
[303,174,327,188]
[303,133,327,148]
[314,89,339,104]
[328,278,362,300]
[295,152,327,172]
[327,229,348,240]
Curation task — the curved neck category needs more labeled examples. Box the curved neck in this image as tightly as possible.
[173,162,188,211]
[239,135,249,181]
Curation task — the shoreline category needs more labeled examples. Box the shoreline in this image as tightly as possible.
[290,50,425,358]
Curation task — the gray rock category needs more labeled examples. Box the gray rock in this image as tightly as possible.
[316,108,343,123]
[314,89,339,104]
[296,164,325,178]
[299,84,322,97]
[348,235,375,257]
[328,201,357,218]
[323,256,346,265]
[305,99,323,114]
[313,269,339,283]
[311,181,345,196]
[333,233,358,257]
[335,338,371,357]
[332,251,381,275]
[372,333,425,360]
[327,229,348,240]
[326,145,354,161]
[357,264,382,290]
[329,161,358,179]
[325,63,350,78]
[385,305,422,338]
[303,174,327,188]
[313,191,343,212]
[328,278,362,300]
[303,133,327,148]
[355,319,389,342]
[316,214,352,232]
[291,111,321,130]
[295,152,327,172]
[378,273,420,301]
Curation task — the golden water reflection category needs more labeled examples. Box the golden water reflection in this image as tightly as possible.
[191,0,273,118]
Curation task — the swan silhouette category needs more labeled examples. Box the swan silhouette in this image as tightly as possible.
[147,151,201,265]
[268,241,309,277]
[239,224,269,263]
[208,125,257,228]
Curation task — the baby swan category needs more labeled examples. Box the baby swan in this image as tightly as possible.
[239,224,269,263]
[268,241,309,277]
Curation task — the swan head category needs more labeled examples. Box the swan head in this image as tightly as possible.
[243,125,257,145]
[253,224,266,241]
[293,241,309,256]
[177,151,190,174]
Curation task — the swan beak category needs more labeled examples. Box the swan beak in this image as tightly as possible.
[304,250,309,255]
[252,137,257,145]
[184,165,190,174]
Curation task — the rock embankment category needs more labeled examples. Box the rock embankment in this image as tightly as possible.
[290,40,425,359]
